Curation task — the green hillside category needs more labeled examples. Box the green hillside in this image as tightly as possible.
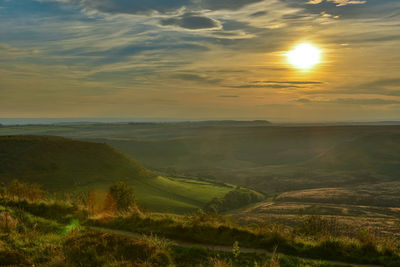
[0,135,154,190]
[0,135,234,213]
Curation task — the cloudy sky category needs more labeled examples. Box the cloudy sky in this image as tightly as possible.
[1,0,399,122]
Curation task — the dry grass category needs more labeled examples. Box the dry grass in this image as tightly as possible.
[265,246,280,267]
[0,211,18,230]
[209,257,232,267]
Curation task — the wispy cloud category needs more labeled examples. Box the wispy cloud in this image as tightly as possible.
[307,0,367,6]
[0,0,399,120]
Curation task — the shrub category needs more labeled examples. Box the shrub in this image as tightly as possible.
[5,179,46,202]
[109,182,136,213]
[205,188,264,213]
[63,232,172,266]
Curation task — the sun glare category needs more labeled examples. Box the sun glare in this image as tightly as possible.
[287,43,322,70]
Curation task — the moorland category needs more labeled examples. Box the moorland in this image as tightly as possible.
[0,121,399,266]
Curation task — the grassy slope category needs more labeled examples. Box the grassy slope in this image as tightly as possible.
[77,176,233,213]
[0,135,233,213]
[0,135,153,190]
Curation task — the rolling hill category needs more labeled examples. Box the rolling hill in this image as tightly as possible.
[0,135,154,190]
[1,124,400,196]
[0,135,234,213]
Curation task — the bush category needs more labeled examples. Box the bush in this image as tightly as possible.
[63,232,172,266]
[109,182,136,213]
[205,188,264,213]
[4,179,46,202]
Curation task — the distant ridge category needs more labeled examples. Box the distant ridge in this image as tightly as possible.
[0,135,154,190]
[174,120,272,127]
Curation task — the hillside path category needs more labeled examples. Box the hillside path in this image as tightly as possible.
[88,226,382,267]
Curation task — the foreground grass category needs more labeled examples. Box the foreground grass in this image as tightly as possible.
[89,211,400,266]
[1,197,400,266]
[0,202,336,267]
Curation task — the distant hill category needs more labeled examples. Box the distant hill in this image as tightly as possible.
[172,120,272,127]
[0,135,154,190]
[310,132,400,176]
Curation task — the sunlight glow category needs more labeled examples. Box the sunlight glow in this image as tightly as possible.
[287,43,322,70]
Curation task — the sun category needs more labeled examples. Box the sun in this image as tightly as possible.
[287,43,322,70]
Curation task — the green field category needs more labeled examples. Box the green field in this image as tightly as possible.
[76,176,234,213]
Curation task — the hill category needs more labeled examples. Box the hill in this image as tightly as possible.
[310,132,400,177]
[0,135,235,213]
[1,125,400,197]
[0,135,154,190]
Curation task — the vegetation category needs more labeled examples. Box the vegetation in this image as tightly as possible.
[0,136,235,214]
[0,127,399,266]
[0,180,399,266]
[0,135,154,191]
[108,181,136,212]
[2,179,46,202]
[2,124,399,203]
[205,187,264,213]
[63,232,172,266]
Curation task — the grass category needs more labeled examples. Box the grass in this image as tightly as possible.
[0,199,341,267]
[70,175,235,214]
[131,176,234,213]
[5,193,398,266]
[0,135,153,191]
[0,135,235,214]
[89,212,400,266]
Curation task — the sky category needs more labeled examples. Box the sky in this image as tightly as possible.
[0,0,399,122]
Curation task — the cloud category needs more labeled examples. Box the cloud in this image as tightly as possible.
[0,43,39,56]
[250,11,268,17]
[160,13,222,30]
[172,73,222,84]
[252,80,323,85]
[48,0,264,15]
[219,95,240,98]
[348,78,400,96]
[228,84,303,89]
[295,98,400,105]
[200,0,264,11]
[228,80,323,89]
[307,0,367,6]
[64,0,190,14]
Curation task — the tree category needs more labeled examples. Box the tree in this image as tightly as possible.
[108,182,136,212]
